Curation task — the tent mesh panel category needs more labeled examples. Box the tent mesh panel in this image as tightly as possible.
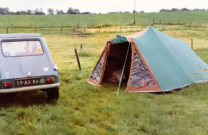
[90,52,105,82]
[130,50,156,87]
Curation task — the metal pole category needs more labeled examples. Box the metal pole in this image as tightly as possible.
[133,0,136,25]
[116,43,131,96]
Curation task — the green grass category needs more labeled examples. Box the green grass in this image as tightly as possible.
[116,84,208,135]
[0,25,208,134]
[0,11,208,27]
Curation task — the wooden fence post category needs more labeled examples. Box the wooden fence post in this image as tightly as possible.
[191,38,194,50]
[35,28,36,33]
[189,21,192,29]
[6,27,8,34]
[74,48,81,70]
[79,44,83,54]
[73,28,76,33]
[152,19,155,26]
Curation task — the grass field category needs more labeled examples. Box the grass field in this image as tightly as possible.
[0,11,208,27]
[0,22,208,134]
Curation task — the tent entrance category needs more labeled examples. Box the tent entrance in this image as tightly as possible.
[102,42,132,83]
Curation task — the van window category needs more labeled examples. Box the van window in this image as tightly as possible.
[2,41,43,57]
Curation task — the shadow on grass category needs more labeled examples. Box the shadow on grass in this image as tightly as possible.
[152,88,184,95]
[102,81,186,95]
[0,90,56,108]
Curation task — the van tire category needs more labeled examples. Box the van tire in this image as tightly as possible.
[46,87,59,101]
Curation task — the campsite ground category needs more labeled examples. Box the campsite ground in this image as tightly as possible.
[0,24,208,135]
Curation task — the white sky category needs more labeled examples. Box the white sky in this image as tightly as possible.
[1,0,208,13]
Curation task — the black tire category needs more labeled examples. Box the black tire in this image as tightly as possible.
[46,87,59,101]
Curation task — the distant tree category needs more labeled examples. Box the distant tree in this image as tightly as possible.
[34,8,45,15]
[16,11,29,15]
[160,8,191,12]
[56,9,64,14]
[47,8,54,15]
[8,12,16,15]
[0,7,9,15]
[181,8,189,11]
[67,7,74,14]
[27,9,32,14]
[60,10,64,14]
[193,8,199,11]
[66,7,80,14]
[171,8,179,12]
[159,9,166,12]
[74,9,80,14]
[82,12,91,14]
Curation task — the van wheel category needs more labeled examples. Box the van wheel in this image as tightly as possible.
[46,87,59,101]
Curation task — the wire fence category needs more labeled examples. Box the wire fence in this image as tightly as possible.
[0,24,207,50]
[0,24,207,36]
[0,25,148,35]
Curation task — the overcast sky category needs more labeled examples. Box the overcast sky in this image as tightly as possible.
[1,0,208,13]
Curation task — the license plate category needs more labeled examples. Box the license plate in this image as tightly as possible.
[15,78,40,87]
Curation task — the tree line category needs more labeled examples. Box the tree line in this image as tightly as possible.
[0,7,207,15]
[160,8,208,12]
[0,7,90,15]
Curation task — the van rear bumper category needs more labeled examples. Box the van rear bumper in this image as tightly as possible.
[0,83,60,93]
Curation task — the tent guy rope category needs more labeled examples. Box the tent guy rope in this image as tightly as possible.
[116,42,131,96]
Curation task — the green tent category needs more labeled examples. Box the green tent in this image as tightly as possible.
[88,26,208,92]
